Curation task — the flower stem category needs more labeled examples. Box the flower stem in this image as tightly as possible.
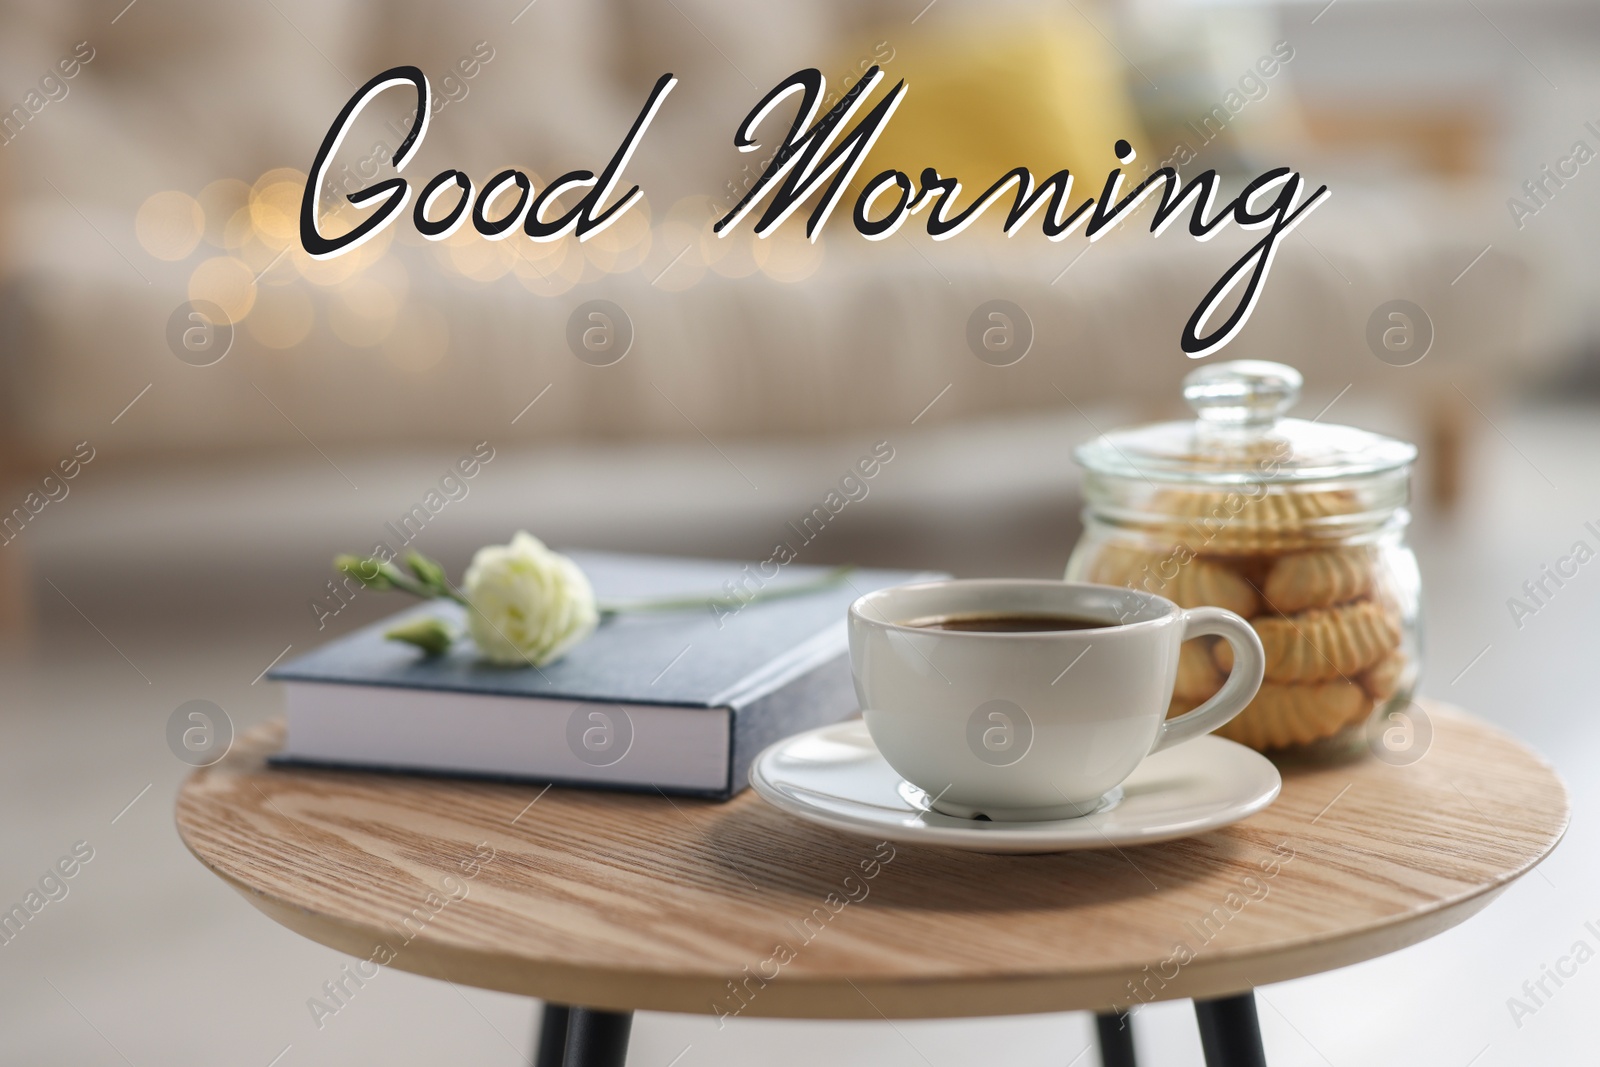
[336,554,469,606]
[390,569,469,606]
[596,565,855,615]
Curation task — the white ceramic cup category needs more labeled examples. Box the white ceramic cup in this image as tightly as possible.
[848,580,1266,822]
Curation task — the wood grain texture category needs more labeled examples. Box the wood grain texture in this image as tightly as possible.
[175,703,1567,1020]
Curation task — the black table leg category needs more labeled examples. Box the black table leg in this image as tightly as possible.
[1094,1011,1138,1067]
[1195,991,1268,1067]
[533,1003,570,1067]
[563,1007,633,1067]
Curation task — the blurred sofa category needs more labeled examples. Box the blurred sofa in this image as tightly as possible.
[0,0,1553,637]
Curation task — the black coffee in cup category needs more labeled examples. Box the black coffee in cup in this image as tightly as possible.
[905,613,1107,633]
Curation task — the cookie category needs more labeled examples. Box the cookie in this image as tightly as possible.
[1204,552,1276,591]
[1175,638,1224,702]
[1153,486,1364,525]
[1360,649,1409,702]
[1085,545,1259,618]
[1147,487,1365,552]
[1164,560,1262,619]
[1214,680,1372,749]
[1215,598,1401,683]
[1262,547,1375,614]
[1083,543,1158,587]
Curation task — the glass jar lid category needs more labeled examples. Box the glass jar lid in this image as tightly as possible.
[1074,361,1417,486]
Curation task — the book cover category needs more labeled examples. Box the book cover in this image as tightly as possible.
[270,551,940,798]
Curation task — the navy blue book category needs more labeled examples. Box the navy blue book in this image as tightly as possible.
[270,551,940,799]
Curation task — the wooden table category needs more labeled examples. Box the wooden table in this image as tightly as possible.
[177,704,1567,1067]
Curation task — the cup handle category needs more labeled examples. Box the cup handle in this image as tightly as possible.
[1150,607,1265,753]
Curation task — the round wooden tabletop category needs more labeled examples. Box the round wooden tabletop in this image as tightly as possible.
[176,703,1567,1020]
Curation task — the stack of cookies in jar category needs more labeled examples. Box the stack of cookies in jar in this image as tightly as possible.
[1081,487,1414,754]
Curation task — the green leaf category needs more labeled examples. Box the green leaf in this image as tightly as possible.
[384,616,455,656]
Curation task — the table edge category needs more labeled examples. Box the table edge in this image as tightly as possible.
[180,812,1559,1019]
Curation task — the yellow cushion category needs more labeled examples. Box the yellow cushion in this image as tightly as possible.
[851,11,1149,200]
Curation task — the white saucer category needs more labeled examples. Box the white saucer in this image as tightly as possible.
[749,720,1281,854]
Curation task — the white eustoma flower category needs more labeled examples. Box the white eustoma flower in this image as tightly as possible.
[461,532,599,666]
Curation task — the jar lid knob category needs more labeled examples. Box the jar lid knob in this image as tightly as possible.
[1183,360,1301,427]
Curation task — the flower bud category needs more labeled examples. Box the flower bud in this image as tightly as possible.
[405,551,449,594]
[383,616,455,656]
[335,554,392,590]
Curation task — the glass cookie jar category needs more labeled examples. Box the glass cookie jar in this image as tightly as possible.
[1065,360,1421,761]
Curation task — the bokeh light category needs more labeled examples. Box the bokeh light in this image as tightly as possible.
[641,197,719,292]
[328,274,401,346]
[702,216,761,280]
[511,237,582,296]
[177,170,754,332]
[753,222,826,284]
[221,206,255,251]
[442,224,517,282]
[678,195,759,280]
[198,178,250,249]
[236,233,287,278]
[584,200,653,274]
[135,191,205,261]
[293,224,388,287]
[249,176,304,249]
[245,285,315,349]
[188,255,257,323]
